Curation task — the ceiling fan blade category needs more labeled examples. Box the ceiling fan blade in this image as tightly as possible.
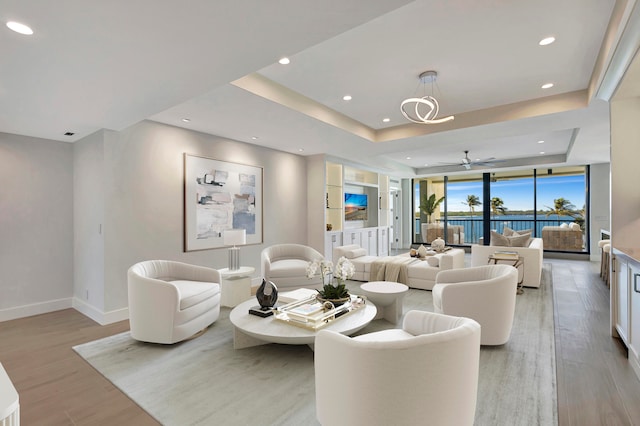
[472,157,496,163]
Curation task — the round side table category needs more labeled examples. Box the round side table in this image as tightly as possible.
[359,281,409,324]
[219,266,255,307]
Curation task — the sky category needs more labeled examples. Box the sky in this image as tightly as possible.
[416,174,586,213]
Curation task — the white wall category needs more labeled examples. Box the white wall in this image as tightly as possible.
[98,121,308,313]
[73,130,106,314]
[611,97,640,248]
[0,132,74,320]
[0,121,308,323]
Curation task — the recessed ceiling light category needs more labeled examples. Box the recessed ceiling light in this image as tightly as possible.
[298,148,304,152]
[424,163,429,167]
[539,36,555,46]
[541,83,554,89]
[278,57,290,65]
[342,95,352,101]
[538,140,545,144]
[540,151,545,155]
[251,136,258,140]
[406,156,411,160]
[181,118,191,123]
[6,21,33,35]
[382,118,390,123]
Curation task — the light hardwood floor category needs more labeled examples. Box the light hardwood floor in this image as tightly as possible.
[0,258,639,425]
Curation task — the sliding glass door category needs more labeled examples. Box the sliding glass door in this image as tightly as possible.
[412,166,589,253]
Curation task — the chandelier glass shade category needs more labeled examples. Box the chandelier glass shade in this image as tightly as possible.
[400,71,454,124]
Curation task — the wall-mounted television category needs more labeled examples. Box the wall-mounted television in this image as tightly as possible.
[345,193,368,221]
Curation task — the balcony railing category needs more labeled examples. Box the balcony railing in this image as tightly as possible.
[414,216,586,252]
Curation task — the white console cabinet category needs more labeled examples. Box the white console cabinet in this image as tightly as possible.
[307,155,392,260]
[613,253,630,345]
[612,248,640,382]
[629,262,640,375]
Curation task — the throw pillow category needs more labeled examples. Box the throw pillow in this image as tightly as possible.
[344,248,367,259]
[490,230,510,246]
[508,232,532,247]
[560,223,569,228]
[417,245,428,258]
[503,226,532,236]
[570,222,580,230]
[490,230,532,247]
[426,256,440,267]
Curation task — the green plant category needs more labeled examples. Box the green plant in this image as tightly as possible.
[317,281,349,299]
[420,193,445,223]
[311,256,354,299]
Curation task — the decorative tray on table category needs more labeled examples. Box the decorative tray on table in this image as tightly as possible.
[491,250,520,260]
[273,294,367,331]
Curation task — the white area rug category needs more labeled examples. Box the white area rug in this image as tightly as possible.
[74,265,557,426]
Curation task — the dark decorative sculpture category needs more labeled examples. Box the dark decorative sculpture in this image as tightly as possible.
[250,278,278,317]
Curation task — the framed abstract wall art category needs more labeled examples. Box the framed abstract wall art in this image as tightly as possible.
[184,154,263,251]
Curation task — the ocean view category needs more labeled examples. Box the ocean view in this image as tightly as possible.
[416,214,579,243]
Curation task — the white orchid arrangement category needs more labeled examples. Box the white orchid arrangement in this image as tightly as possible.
[306,259,334,283]
[333,256,355,284]
[308,256,354,299]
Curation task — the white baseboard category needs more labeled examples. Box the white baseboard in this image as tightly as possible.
[0,298,72,322]
[72,297,129,325]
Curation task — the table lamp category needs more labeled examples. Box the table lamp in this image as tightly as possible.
[224,229,246,271]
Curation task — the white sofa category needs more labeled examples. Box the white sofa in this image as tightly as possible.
[332,244,379,281]
[261,244,324,289]
[433,264,518,345]
[405,250,465,290]
[470,237,543,288]
[333,244,465,290]
[315,310,481,426]
[128,260,221,344]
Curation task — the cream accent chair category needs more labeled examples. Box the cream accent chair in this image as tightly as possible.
[315,310,481,426]
[128,260,221,344]
[421,223,465,244]
[471,237,543,288]
[261,244,324,289]
[433,264,518,345]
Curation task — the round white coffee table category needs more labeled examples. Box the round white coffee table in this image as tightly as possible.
[359,281,409,324]
[229,297,377,350]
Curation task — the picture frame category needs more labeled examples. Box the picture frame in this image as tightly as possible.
[184,154,263,251]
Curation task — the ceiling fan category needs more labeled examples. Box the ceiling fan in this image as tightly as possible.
[441,150,502,170]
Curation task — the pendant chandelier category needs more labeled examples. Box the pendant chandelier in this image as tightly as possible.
[400,70,454,124]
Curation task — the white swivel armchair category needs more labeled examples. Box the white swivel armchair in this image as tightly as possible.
[433,264,518,345]
[315,310,481,426]
[261,244,324,289]
[128,260,221,344]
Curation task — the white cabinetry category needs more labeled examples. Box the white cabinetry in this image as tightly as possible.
[325,231,343,263]
[307,155,391,260]
[612,248,640,382]
[378,227,389,257]
[343,229,362,248]
[629,263,640,377]
[614,254,630,344]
